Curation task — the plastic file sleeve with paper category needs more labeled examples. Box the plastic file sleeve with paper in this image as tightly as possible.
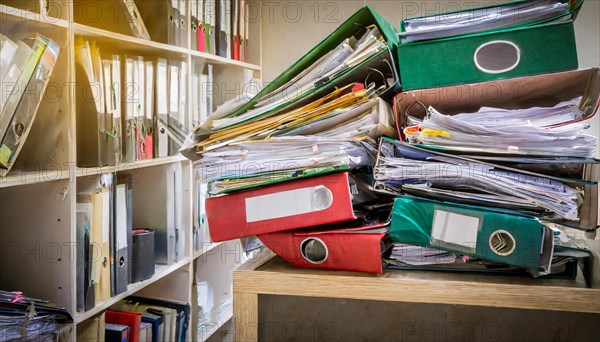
[196,135,373,184]
[398,0,581,43]
[373,138,599,231]
[384,241,588,280]
[394,67,600,141]
[405,97,598,158]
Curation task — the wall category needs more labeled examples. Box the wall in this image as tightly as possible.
[259,0,600,155]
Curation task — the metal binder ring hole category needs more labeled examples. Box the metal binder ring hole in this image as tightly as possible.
[160,127,166,134]
[300,238,328,264]
[14,122,24,137]
[119,256,125,267]
[474,40,521,74]
[489,230,516,256]
[169,15,174,23]
[312,187,333,210]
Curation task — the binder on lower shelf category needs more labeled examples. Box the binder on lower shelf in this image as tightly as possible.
[132,163,185,265]
[75,201,95,312]
[118,296,190,342]
[111,175,131,295]
[105,309,142,342]
[105,323,128,342]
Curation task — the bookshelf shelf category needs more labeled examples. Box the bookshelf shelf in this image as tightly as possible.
[198,306,233,342]
[190,50,262,71]
[75,155,188,178]
[193,242,223,260]
[72,22,262,70]
[0,4,69,28]
[74,258,191,324]
[1,0,263,339]
[72,22,190,58]
[0,169,71,188]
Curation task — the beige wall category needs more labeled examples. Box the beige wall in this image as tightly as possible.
[259,0,600,154]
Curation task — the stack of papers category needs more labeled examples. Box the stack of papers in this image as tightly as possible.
[190,83,395,155]
[408,97,598,157]
[388,243,458,265]
[196,136,374,194]
[400,0,570,43]
[374,141,582,221]
[185,25,392,157]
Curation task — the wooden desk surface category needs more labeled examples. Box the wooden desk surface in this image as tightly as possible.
[234,251,600,314]
[232,251,599,341]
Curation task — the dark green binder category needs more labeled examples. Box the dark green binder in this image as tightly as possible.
[220,6,399,121]
[398,20,578,90]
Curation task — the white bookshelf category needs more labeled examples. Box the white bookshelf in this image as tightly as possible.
[0,1,262,339]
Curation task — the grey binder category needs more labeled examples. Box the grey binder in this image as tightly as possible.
[134,0,180,46]
[111,176,130,295]
[132,162,183,265]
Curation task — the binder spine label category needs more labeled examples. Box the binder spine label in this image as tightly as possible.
[245,186,333,222]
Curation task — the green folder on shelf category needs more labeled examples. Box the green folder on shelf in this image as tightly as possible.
[390,196,554,271]
[397,0,583,90]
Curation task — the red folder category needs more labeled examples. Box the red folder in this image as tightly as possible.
[206,172,369,242]
[135,126,144,160]
[233,35,241,61]
[143,130,153,159]
[258,223,390,274]
[198,25,206,52]
[105,309,142,342]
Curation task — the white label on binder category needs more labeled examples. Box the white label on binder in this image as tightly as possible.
[431,209,479,250]
[245,186,333,223]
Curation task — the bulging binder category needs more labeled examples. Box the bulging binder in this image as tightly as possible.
[390,196,554,271]
[206,172,378,242]
[259,222,390,274]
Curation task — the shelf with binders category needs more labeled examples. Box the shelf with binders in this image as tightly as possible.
[70,0,262,70]
[73,35,190,171]
[0,178,75,314]
[128,161,193,265]
[0,2,69,28]
[71,22,262,71]
[72,23,190,61]
[0,19,72,184]
[74,167,192,319]
[74,258,191,324]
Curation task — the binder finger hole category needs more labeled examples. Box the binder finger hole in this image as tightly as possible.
[300,238,328,264]
[474,40,521,74]
[312,187,333,210]
[489,230,516,256]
